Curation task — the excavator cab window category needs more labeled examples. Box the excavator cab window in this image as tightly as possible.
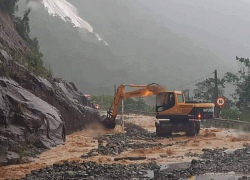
[156,92,175,112]
[177,94,184,103]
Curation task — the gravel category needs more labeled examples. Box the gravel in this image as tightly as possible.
[82,123,173,157]
[22,161,160,180]
[154,144,250,179]
[21,144,250,179]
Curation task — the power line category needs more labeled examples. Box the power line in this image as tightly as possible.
[179,72,214,89]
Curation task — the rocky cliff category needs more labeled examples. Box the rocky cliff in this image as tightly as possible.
[0,1,100,166]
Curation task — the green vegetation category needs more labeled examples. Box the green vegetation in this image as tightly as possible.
[193,57,250,121]
[123,98,153,113]
[223,57,250,121]
[1,0,18,16]
[1,0,52,77]
[14,8,52,77]
[91,95,113,110]
[18,148,27,160]
[193,78,225,102]
[91,95,153,113]
[220,109,240,120]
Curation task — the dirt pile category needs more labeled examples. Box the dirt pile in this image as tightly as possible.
[83,123,173,157]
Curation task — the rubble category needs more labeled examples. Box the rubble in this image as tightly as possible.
[22,161,160,180]
[125,122,158,140]
[82,123,173,157]
[23,144,250,179]
[154,145,250,179]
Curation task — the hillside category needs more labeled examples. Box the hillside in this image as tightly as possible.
[17,0,249,94]
[0,0,100,166]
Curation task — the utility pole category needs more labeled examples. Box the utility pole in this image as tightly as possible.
[184,89,190,101]
[114,84,117,96]
[115,84,124,131]
[214,70,220,118]
[121,99,124,132]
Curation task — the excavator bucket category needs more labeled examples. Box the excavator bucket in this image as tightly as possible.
[101,113,116,129]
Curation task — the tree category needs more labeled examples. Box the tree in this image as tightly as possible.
[224,57,250,111]
[91,95,113,109]
[193,78,225,102]
[91,95,152,113]
[12,8,51,77]
[2,0,18,16]
[222,57,250,121]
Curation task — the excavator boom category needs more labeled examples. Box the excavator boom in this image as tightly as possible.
[102,83,166,129]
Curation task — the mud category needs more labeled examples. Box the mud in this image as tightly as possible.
[20,145,250,180]
[1,115,250,179]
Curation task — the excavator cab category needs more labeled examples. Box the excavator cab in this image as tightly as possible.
[156,92,175,112]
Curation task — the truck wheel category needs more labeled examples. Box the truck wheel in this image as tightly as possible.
[155,121,172,137]
[196,121,200,135]
[186,121,197,137]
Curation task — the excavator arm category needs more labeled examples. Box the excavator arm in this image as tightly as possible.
[102,83,166,129]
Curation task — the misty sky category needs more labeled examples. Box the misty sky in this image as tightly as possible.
[140,0,250,62]
[19,0,250,94]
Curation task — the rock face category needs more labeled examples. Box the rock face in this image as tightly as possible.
[11,69,101,134]
[0,77,64,147]
[0,57,100,166]
[0,7,30,54]
[0,77,64,165]
[0,6,100,166]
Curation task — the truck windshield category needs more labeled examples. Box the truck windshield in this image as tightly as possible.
[156,92,175,112]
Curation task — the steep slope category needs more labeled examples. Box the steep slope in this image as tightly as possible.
[18,0,243,94]
[0,1,100,166]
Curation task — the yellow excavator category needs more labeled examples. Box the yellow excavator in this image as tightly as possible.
[102,83,166,128]
[102,83,214,136]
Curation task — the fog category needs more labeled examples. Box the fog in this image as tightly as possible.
[18,0,250,94]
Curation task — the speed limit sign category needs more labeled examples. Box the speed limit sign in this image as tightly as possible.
[216,97,226,107]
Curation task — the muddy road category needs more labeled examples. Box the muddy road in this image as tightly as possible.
[1,115,250,179]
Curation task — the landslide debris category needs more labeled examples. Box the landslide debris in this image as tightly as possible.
[21,145,250,180]
[82,123,173,157]
[155,144,250,179]
[22,161,160,180]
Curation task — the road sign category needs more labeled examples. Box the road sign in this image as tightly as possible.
[216,97,226,107]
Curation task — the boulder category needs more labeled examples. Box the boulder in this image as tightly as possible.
[0,77,64,149]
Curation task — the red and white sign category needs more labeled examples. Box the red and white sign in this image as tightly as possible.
[216,97,226,107]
